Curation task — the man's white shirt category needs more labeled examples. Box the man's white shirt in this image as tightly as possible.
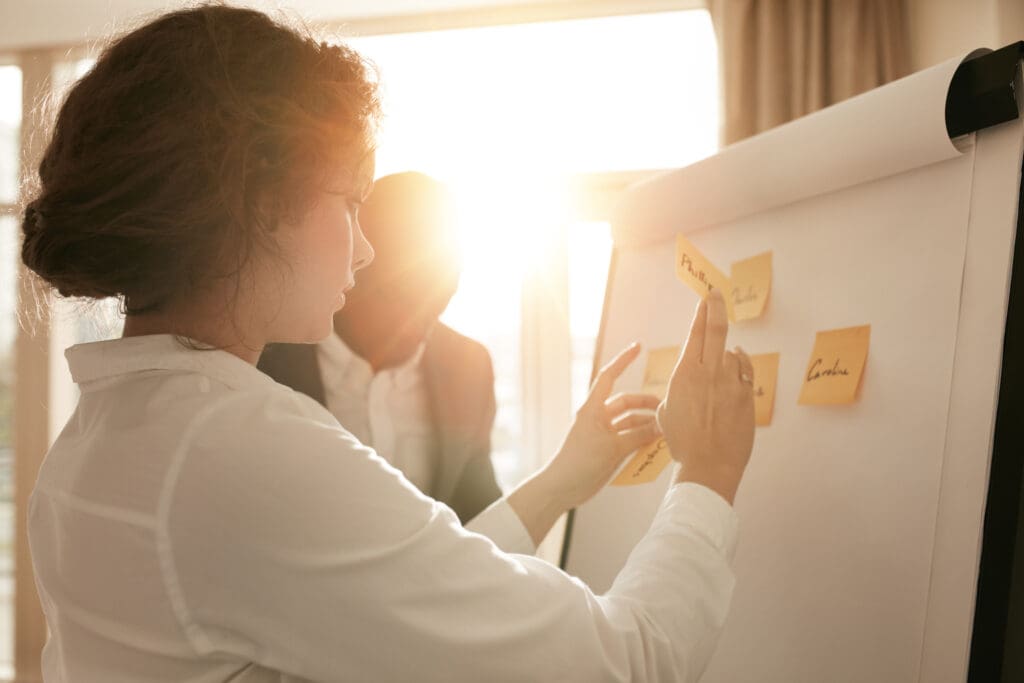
[315,332,532,554]
[316,333,434,494]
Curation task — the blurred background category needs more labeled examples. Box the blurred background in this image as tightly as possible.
[1,0,1022,679]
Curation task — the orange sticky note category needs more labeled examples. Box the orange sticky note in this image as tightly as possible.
[675,234,735,321]
[750,352,780,426]
[797,325,871,405]
[641,346,680,398]
[611,438,672,486]
[730,251,772,321]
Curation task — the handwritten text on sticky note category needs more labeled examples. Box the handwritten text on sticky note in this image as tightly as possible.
[751,352,780,426]
[731,251,772,321]
[675,234,735,321]
[612,438,672,486]
[798,325,871,405]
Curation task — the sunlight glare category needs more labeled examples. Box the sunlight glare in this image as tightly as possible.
[343,10,719,338]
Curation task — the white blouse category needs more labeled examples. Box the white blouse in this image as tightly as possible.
[29,335,739,682]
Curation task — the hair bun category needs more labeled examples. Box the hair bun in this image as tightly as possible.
[23,202,46,235]
[20,199,109,300]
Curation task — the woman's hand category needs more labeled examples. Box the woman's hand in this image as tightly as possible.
[659,288,755,504]
[542,343,663,510]
[507,343,661,545]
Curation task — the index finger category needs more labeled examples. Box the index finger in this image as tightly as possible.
[590,342,642,399]
[679,296,707,368]
[703,288,729,370]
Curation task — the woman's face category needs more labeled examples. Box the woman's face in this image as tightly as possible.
[264,157,376,343]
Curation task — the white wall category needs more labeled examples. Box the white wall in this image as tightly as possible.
[908,0,1024,72]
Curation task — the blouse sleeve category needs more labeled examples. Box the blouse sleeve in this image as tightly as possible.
[160,390,738,683]
[464,496,536,555]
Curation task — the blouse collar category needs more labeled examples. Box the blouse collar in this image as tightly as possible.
[65,334,278,392]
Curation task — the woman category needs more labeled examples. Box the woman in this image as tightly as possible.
[21,5,755,682]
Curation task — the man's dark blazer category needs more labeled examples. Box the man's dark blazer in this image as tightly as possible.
[257,324,502,523]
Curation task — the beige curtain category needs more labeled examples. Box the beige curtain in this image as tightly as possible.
[708,0,910,144]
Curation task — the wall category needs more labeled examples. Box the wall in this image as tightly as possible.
[908,0,1024,72]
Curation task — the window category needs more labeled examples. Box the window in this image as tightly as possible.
[0,65,18,205]
[345,10,718,489]
[0,61,21,679]
[568,221,613,410]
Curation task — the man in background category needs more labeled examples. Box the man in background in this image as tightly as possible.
[259,172,502,523]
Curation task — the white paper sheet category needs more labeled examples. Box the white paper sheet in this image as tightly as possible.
[612,54,979,248]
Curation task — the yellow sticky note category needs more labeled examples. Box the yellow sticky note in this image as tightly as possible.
[611,438,672,486]
[731,251,772,321]
[675,234,735,321]
[641,346,680,399]
[750,352,780,426]
[797,325,871,405]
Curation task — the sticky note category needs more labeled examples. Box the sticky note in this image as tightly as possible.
[611,347,679,487]
[750,352,780,426]
[611,438,672,486]
[641,346,680,398]
[731,251,772,321]
[797,325,871,405]
[675,234,735,321]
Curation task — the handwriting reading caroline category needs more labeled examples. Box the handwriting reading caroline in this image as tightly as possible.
[806,357,850,381]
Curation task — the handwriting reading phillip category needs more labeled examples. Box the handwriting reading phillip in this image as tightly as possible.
[679,253,715,292]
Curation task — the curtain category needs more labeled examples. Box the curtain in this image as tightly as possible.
[708,0,910,145]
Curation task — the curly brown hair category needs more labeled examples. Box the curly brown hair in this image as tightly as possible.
[21,3,380,315]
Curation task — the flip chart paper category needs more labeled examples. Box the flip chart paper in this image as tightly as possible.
[731,251,772,321]
[798,325,871,405]
[566,53,1011,683]
[675,234,735,321]
[751,352,780,426]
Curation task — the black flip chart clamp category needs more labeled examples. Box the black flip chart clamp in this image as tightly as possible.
[946,41,1023,137]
